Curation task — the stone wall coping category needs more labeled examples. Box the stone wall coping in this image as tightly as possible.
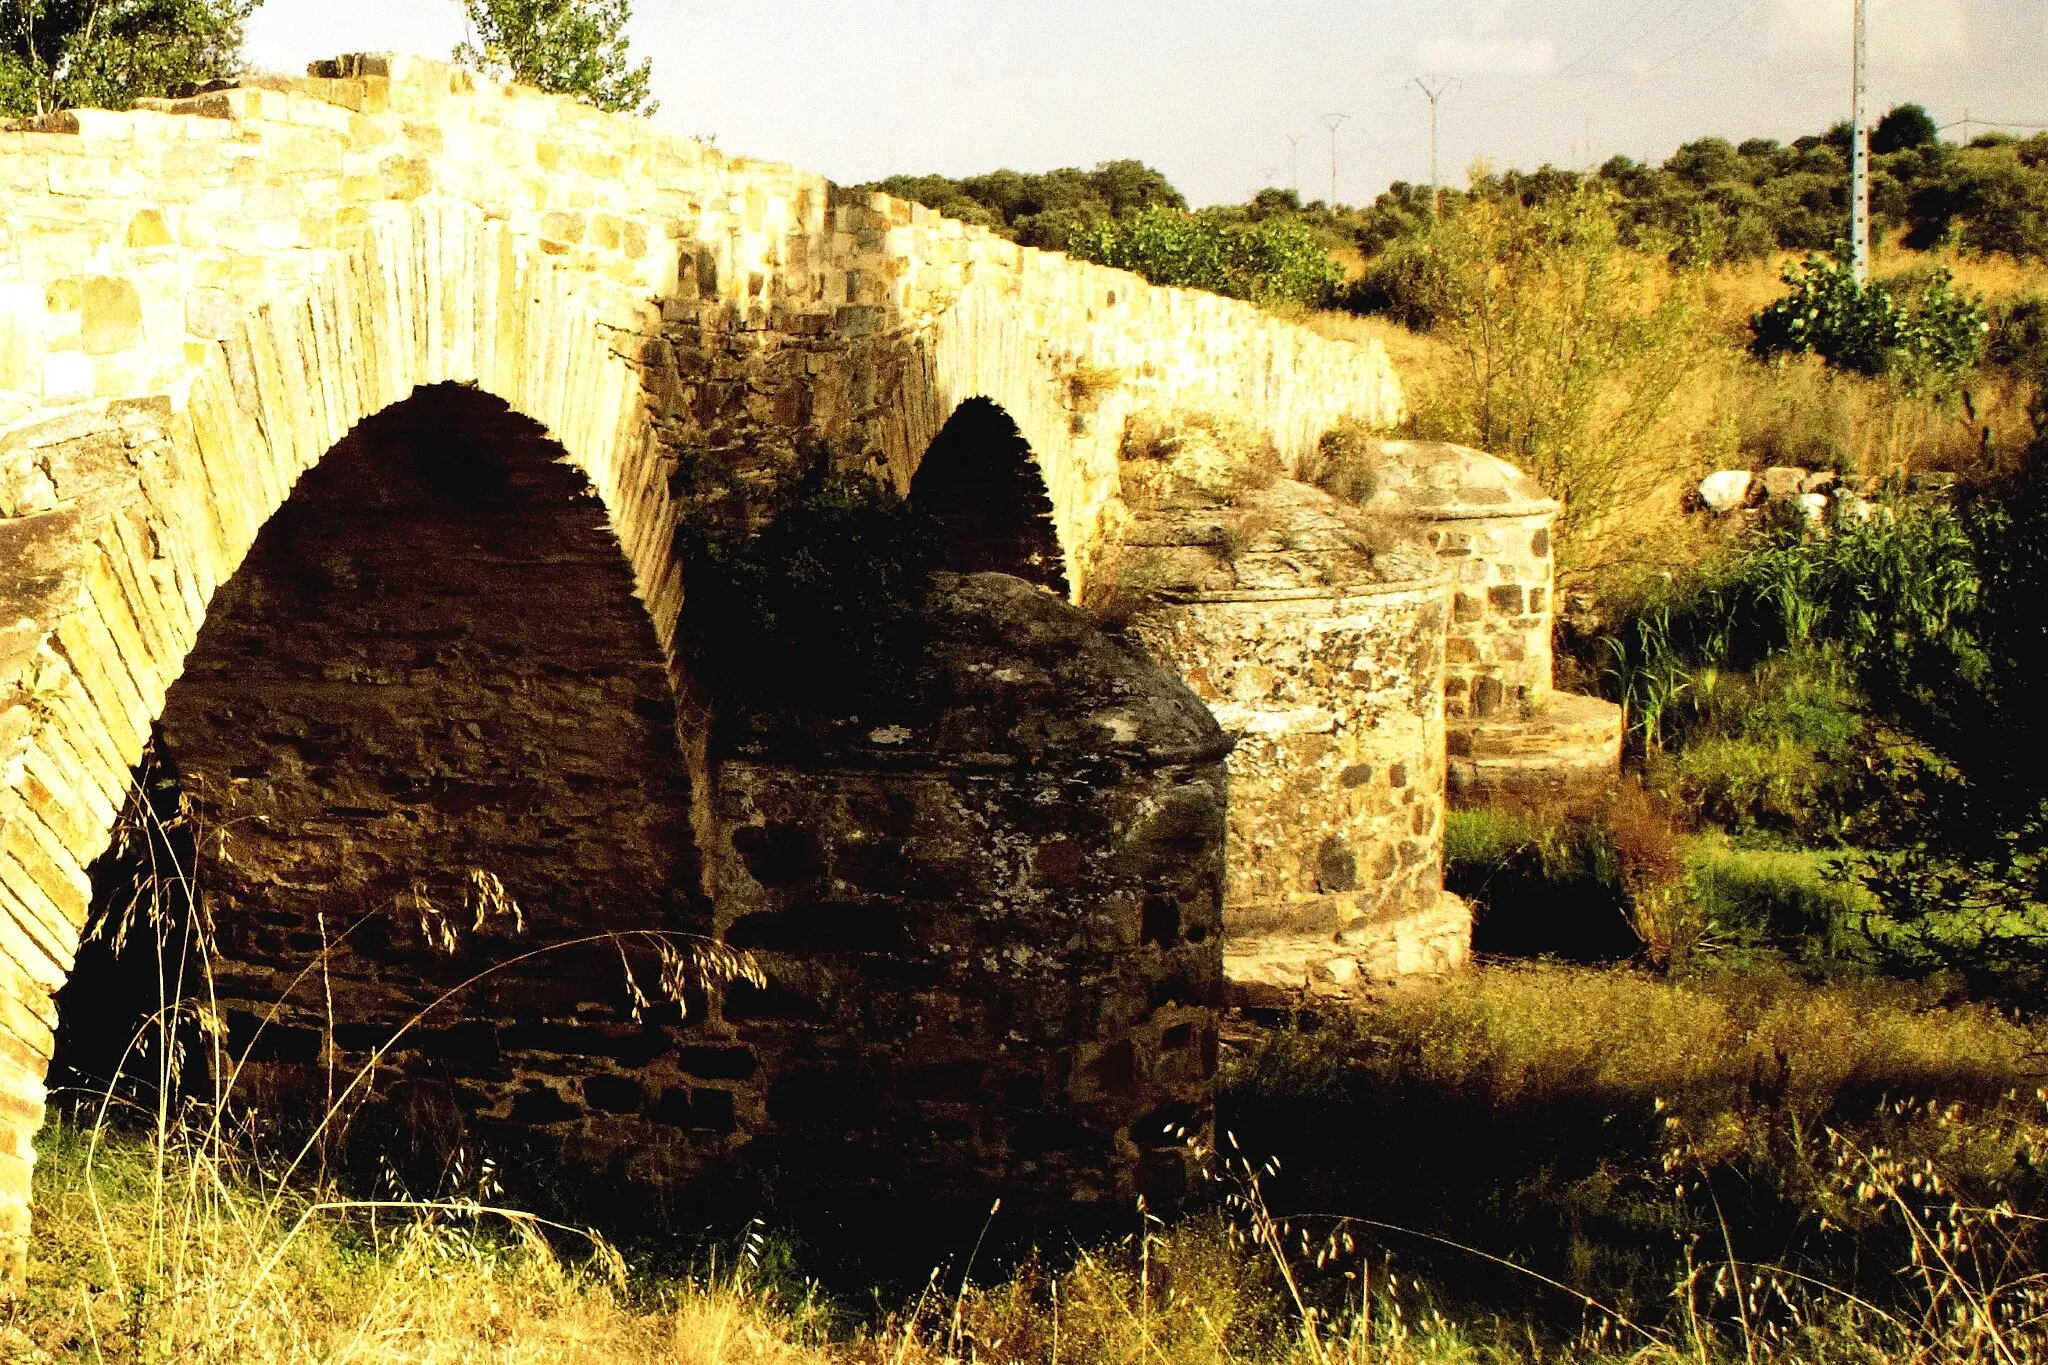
[1368,440,1560,522]
[1140,571,1451,606]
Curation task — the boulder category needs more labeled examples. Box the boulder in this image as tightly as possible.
[1698,470,1753,512]
[1797,492,1830,524]
[1801,469,1838,494]
[1760,466,1808,500]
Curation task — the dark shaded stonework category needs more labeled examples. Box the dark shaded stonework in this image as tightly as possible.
[69,389,1225,1222]
[152,384,717,1202]
[909,399,1070,595]
[710,573,1229,1208]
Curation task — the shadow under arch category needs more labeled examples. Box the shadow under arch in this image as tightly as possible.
[908,398,1069,596]
[47,384,719,1213]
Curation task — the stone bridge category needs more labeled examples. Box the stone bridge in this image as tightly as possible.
[0,53,1414,1276]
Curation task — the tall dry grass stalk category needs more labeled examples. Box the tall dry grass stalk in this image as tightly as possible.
[5,757,785,1363]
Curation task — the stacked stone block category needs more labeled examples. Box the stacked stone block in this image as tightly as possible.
[1363,440,1622,806]
[709,573,1228,1209]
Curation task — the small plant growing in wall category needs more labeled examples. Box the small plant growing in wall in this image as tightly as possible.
[678,449,942,717]
[1300,415,1384,504]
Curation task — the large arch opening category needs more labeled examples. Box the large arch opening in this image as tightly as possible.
[49,384,723,1209]
[909,398,1069,595]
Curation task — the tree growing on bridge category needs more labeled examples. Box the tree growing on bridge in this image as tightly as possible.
[0,0,255,117]
[454,0,655,117]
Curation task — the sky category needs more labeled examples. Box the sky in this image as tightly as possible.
[244,0,2048,209]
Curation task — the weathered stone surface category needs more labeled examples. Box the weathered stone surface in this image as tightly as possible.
[1760,466,1808,500]
[125,389,709,1207]
[1446,690,1625,808]
[1359,440,1621,811]
[1104,478,1470,985]
[712,572,1228,1209]
[0,52,1402,1278]
[1362,440,1557,721]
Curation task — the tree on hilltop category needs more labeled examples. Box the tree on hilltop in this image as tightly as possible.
[454,0,655,117]
[1873,102,1940,155]
[0,0,256,117]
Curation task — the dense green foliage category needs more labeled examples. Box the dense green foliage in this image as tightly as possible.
[1587,448,2048,991]
[859,162,1343,306]
[0,0,255,116]
[1750,253,1986,386]
[855,160,1184,251]
[1067,207,1343,306]
[1349,107,2048,267]
[677,454,940,716]
[454,0,654,116]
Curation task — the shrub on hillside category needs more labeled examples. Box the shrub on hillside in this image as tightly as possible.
[1750,254,1988,389]
[1904,136,2048,259]
[1068,208,1343,308]
[858,160,1187,251]
[1358,188,1709,572]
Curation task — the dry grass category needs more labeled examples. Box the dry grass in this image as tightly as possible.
[1311,242,2047,596]
[1347,964,2039,1125]
[10,1118,830,1364]
[1294,311,1466,411]
[1119,407,1284,504]
[16,965,2048,1363]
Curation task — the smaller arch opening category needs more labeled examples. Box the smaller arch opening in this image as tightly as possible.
[909,398,1068,595]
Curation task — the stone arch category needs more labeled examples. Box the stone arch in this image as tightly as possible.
[43,385,703,1190]
[908,398,1068,595]
[0,199,676,1275]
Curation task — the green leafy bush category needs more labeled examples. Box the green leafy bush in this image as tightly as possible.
[1067,208,1343,308]
[1,0,255,116]
[1750,254,1987,387]
[677,454,940,716]
[455,0,655,115]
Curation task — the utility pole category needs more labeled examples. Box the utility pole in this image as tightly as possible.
[1285,133,1302,198]
[1412,76,1456,214]
[1322,112,1349,206]
[1849,0,1870,282]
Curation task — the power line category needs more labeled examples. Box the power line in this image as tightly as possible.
[1631,0,1769,77]
[1939,118,2048,131]
[1482,0,1694,108]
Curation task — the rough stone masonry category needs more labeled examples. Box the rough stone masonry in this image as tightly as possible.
[0,51,1412,1279]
